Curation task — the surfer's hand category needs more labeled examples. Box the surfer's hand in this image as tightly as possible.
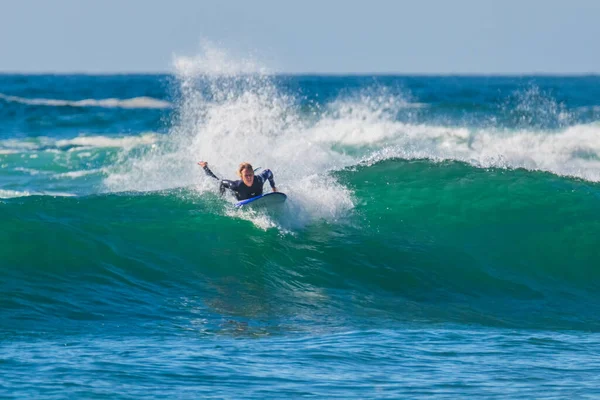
[272,187,278,192]
[197,161,207,168]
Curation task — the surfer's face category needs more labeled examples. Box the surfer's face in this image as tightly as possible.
[241,168,254,186]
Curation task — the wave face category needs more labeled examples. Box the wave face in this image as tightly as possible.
[2,59,600,398]
[3,162,599,331]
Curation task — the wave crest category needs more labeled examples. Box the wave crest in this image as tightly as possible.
[0,93,171,109]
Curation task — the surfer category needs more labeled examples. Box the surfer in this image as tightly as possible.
[198,161,277,201]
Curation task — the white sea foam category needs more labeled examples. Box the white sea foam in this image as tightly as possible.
[357,122,600,182]
[14,167,45,176]
[0,189,76,199]
[56,134,158,150]
[104,45,357,229]
[174,42,269,78]
[0,133,159,154]
[0,139,40,152]
[0,189,32,198]
[0,93,171,109]
[54,169,104,179]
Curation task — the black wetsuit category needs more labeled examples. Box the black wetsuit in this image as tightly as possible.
[202,165,276,201]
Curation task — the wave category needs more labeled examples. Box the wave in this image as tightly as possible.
[0,93,171,109]
[1,186,599,331]
[54,134,159,150]
[3,50,599,334]
[337,121,600,182]
[0,133,159,153]
[92,47,600,236]
[53,169,104,179]
[0,189,75,198]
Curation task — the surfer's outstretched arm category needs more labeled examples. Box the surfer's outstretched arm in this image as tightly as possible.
[197,161,220,180]
[198,161,239,197]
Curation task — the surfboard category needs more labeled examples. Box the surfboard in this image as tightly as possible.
[235,192,287,208]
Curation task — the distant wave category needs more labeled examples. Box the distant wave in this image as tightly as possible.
[0,133,159,153]
[53,169,104,179]
[0,93,172,109]
[54,134,159,149]
[350,122,600,182]
[0,189,75,199]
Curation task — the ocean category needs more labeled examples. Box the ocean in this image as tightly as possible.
[1,65,600,398]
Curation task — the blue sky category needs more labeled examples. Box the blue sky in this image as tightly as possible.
[0,0,598,74]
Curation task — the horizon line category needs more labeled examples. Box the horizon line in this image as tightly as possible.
[0,70,599,77]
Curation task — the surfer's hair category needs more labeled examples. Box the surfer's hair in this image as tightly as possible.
[237,162,254,177]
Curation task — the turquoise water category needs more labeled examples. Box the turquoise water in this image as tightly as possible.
[1,66,600,398]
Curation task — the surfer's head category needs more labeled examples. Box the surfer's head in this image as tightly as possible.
[238,162,254,186]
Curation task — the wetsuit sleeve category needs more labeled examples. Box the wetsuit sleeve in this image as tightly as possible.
[258,169,276,189]
[202,166,232,197]
[202,165,220,180]
[219,180,235,196]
